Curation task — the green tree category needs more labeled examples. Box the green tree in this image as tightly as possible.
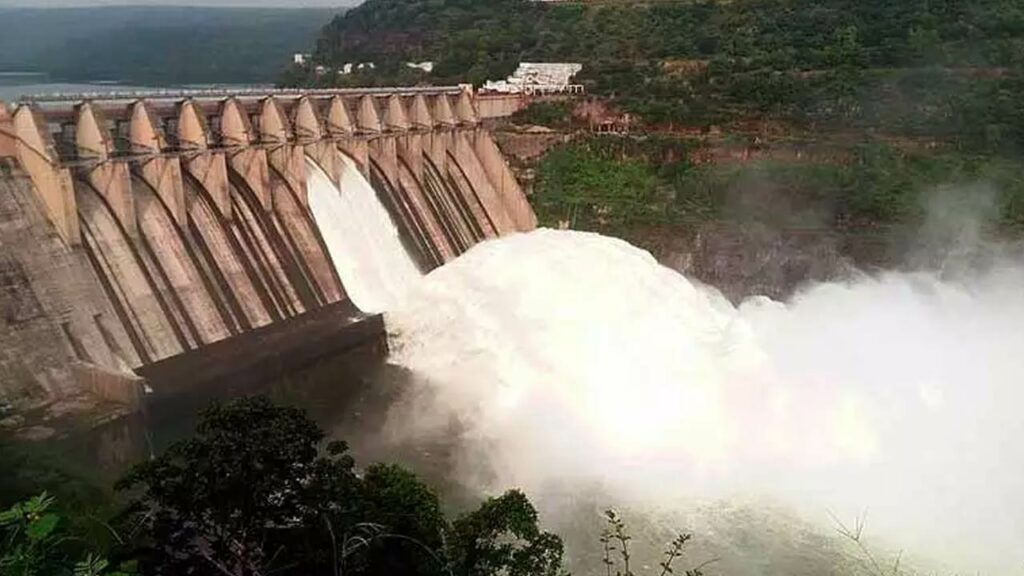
[1,493,130,576]
[117,396,563,576]
[449,490,563,576]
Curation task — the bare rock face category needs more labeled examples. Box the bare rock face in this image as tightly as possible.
[621,223,883,302]
[686,223,857,301]
[493,130,574,164]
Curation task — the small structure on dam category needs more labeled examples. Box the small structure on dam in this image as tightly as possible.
[0,86,536,417]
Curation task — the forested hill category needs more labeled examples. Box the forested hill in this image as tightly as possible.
[313,0,1023,79]
[0,6,340,85]
[304,0,1024,151]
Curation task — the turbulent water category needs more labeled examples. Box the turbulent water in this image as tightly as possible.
[306,156,422,313]
[382,228,1024,573]
[301,157,1022,571]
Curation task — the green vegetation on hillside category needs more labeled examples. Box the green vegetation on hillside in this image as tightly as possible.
[298,0,1024,269]
[533,136,1024,233]
[509,101,575,130]
[533,137,710,229]
[303,0,1024,151]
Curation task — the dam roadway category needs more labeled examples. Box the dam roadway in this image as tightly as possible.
[0,86,534,414]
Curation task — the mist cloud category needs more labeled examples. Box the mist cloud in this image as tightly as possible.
[383,211,1024,574]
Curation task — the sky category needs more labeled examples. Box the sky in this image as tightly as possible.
[0,0,358,6]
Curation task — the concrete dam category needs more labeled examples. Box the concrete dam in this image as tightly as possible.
[0,86,535,414]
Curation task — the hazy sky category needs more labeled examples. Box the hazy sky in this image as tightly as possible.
[0,0,358,6]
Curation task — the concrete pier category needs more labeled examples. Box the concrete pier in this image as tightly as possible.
[0,87,535,415]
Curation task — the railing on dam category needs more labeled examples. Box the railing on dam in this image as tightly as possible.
[19,85,469,106]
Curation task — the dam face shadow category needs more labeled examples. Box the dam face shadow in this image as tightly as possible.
[53,333,411,486]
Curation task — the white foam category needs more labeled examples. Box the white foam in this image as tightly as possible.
[386,228,1024,571]
[306,155,422,313]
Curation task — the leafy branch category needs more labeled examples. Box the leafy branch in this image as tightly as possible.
[600,509,713,576]
[828,509,903,576]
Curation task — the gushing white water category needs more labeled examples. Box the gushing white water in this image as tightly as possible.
[306,156,422,313]
[386,228,1024,571]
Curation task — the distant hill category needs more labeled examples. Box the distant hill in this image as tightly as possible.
[303,0,1024,152]
[312,0,1024,77]
[0,6,342,85]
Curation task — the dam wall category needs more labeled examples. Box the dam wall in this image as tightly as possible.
[0,86,535,414]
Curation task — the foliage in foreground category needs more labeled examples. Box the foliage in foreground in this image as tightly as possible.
[2,396,721,576]
[116,396,564,576]
[600,509,708,576]
[1,492,131,576]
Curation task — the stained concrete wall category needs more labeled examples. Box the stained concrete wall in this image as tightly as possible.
[476,94,527,119]
[0,161,140,411]
[0,88,536,415]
